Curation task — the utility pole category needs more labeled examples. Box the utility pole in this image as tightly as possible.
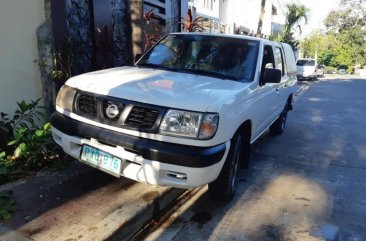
[256,0,266,37]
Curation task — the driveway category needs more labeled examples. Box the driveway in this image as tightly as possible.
[138,76,366,241]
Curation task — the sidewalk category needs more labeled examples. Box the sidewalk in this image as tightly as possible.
[0,162,185,241]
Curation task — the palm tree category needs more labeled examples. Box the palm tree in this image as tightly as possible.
[278,4,309,50]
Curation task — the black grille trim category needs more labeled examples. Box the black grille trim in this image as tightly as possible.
[78,94,97,117]
[126,106,160,128]
[74,91,166,133]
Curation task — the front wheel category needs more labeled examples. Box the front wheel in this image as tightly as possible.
[269,103,288,136]
[208,132,249,201]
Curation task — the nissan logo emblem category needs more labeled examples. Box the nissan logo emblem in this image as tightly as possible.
[106,104,119,119]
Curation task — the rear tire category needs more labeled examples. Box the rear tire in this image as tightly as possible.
[208,132,249,201]
[269,103,288,136]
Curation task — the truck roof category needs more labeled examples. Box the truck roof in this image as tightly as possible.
[170,32,271,43]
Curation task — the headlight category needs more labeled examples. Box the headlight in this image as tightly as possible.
[159,110,218,139]
[56,85,77,112]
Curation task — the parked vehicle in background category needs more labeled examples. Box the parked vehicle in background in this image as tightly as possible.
[317,65,325,77]
[339,68,347,74]
[51,33,298,201]
[296,58,318,81]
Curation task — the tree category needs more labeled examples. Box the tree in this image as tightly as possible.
[278,4,309,50]
[300,0,366,72]
[300,30,324,58]
[324,0,366,32]
[317,33,340,66]
[323,0,366,71]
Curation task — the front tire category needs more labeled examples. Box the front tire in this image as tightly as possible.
[269,103,288,136]
[208,132,249,201]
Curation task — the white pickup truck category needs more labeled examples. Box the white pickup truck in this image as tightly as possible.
[51,33,297,200]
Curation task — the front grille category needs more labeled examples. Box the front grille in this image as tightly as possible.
[78,94,97,117]
[125,106,159,128]
[76,91,163,132]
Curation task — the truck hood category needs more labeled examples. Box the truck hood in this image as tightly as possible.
[66,66,249,112]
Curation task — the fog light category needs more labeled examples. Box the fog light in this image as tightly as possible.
[166,171,187,180]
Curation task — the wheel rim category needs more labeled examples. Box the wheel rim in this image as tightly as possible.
[231,136,242,191]
[281,114,287,131]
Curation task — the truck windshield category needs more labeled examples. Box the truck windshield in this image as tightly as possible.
[137,34,260,82]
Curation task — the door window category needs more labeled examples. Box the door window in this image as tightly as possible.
[274,47,285,76]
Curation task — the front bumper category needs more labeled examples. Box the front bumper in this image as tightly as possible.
[51,112,229,188]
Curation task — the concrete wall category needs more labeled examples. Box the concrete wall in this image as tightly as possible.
[0,0,45,114]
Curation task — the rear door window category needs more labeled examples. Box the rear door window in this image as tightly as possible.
[274,47,285,76]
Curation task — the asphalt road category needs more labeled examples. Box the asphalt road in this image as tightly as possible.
[138,75,366,241]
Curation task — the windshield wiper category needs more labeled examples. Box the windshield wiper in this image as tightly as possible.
[137,63,177,72]
[137,64,239,81]
[180,68,236,80]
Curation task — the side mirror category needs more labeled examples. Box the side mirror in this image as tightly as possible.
[262,68,282,84]
[134,53,142,63]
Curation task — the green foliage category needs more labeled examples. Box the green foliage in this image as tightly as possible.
[0,99,44,140]
[7,122,60,169]
[324,66,337,73]
[324,1,366,33]
[0,100,67,185]
[300,30,325,58]
[0,152,8,184]
[318,51,337,66]
[278,4,309,50]
[299,0,366,72]
[1,99,45,155]
[0,190,15,220]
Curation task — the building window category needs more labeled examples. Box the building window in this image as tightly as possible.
[203,0,213,10]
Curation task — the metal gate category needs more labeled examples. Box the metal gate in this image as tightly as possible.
[51,0,132,79]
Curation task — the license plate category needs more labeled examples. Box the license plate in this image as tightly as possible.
[80,145,121,177]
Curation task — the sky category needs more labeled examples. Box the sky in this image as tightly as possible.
[299,0,340,36]
[275,0,340,37]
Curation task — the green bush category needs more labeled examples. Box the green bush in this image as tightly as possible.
[0,99,67,185]
[7,122,62,168]
[0,190,15,220]
[0,99,45,151]
[324,66,336,74]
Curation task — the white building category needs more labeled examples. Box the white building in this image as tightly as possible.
[0,0,44,114]
[181,0,283,38]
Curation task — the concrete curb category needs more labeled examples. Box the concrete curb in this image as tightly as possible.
[0,162,187,241]
[108,188,185,241]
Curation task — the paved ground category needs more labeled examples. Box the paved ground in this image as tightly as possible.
[1,75,364,241]
[137,75,366,241]
[0,155,184,241]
